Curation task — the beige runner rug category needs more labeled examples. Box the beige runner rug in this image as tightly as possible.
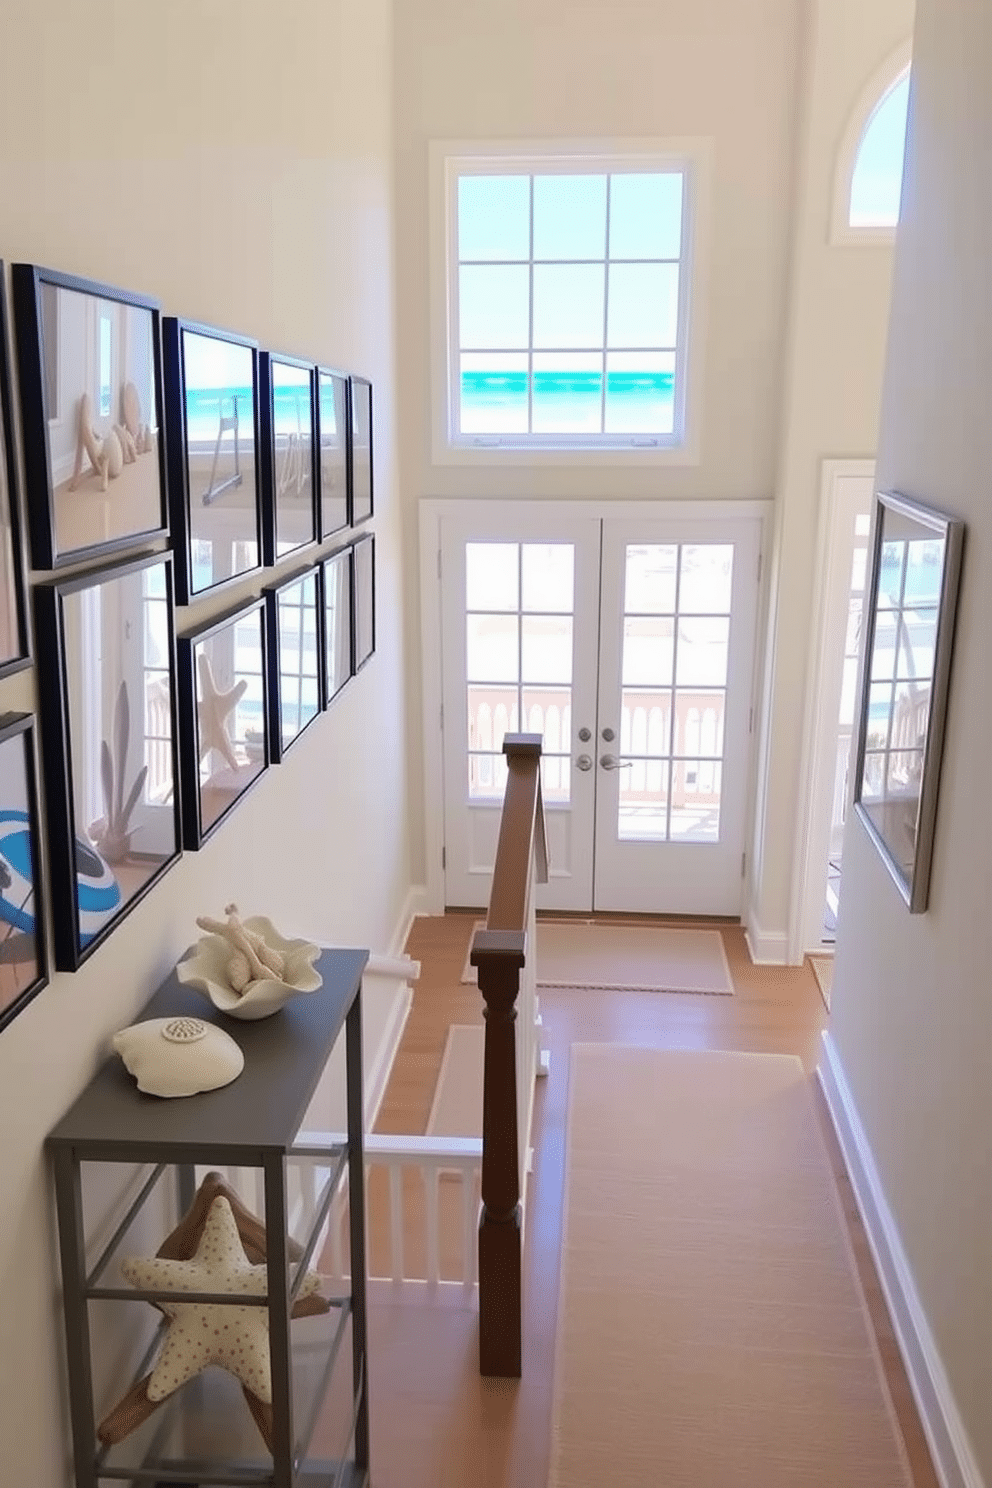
[549,1045,911,1488]
[810,954,834,1011]
[462,920,733,994]
[425,1024,483,1138]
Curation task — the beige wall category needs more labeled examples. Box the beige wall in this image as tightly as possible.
[0,4,405,1484]
[830,0,992,1477]
[749,0,914,953]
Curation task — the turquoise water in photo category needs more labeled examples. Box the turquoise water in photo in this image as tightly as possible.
[186,385,313,442]
[461,370,675,434]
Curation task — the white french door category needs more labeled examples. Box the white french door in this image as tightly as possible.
[438,504,762,916]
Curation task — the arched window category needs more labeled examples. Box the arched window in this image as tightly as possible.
[850,71,910,228]
[831,43,912,245]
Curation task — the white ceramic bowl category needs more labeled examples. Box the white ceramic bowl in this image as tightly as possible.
[176,916,322,1020]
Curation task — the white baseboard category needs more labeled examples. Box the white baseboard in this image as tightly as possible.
[818,1032,985,1488]
[389,883,431,959]
[743,910,789,965]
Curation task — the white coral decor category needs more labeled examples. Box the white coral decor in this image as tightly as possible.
[177,910,322,1020]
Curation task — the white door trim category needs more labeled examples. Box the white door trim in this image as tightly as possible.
[787,459,875,963]
[420,497,772,917]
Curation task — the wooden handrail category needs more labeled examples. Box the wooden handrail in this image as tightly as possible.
[469,733,548,1377]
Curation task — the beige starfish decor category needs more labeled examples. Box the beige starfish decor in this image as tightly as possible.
[197,651,247,773]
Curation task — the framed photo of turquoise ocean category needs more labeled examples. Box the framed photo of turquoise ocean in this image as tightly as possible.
[321,546,353,706]
[264,565,322,762]
[0,266,30,677]
[177,596,269,848]
[348,374,373,525]
[316,366,349,541]
[162,318,262,605]
[259,351,318,565]
[852,490,965,914]
[33,552,183,971]
[352,533,375,671]
[0,714,47,1031]
[11,263,169,570]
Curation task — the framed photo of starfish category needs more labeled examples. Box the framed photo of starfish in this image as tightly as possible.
[259,352,318,565]
[316,366,349,542]
[11,262,169,571]
[0,713,47,1030]
[177,595,270,848]
[348,374,373,525]
[321,545,353,707]
[0,266,30,679]
[162,318,263,605]
[264,564,322,761]
[34,552,183,971]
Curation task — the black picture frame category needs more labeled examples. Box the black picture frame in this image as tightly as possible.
[11,263,169,571]
[259,351,318,566]
[177,595,269,848]
[348,375,373,526]
[163,318,262,605]
[353,533,375,671]
[0,713,48,1030]
[0,266,30,678]
[264,564,323,762]
[852,489,965,913]
[316,366,349,541]
[321,546,353,706]
[34,551,183,971]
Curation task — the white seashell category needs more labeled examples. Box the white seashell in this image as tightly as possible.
[112,1016,244,1097]
[176,916,322,1021]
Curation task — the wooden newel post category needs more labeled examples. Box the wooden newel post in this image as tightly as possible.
[472,929,526,1377]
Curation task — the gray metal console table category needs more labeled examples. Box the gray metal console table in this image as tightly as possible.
[47,946,370,1488]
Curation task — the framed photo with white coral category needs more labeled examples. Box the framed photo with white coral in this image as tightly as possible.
[177,596,269,848]
[34,552,183,970]
[12,263,169,570]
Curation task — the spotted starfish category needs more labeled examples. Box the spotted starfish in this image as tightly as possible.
[121,1195,323,1405]
[197,651,248,773]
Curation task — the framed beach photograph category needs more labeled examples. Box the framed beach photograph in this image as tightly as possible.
[316,366,349,541]
[321,546,353,706]
[264,565,322,761]
[0,267,29,677]
[177,596,269,848]
[34,552,183,971]
[11,263,168,571]
[0,714,47,1030]
[353,533,375,670]
[853,490,965,913]
[163,319,262,604]
[259,352,318,564]
[349,375,373,525]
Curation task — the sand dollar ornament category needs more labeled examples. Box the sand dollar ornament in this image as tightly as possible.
[112,1016,244,1097]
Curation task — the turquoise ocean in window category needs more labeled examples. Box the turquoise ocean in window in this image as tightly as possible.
[461,369,675,435]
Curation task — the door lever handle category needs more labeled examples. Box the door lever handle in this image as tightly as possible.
[600,753,632,771]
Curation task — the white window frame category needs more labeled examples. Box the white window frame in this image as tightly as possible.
[830,41,912,247]
[429,137,712,467]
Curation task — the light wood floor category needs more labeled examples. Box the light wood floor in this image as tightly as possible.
[350,912,939,1488]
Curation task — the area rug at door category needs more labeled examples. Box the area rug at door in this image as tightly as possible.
[461,920,734,994]
[548,1045,912,1488]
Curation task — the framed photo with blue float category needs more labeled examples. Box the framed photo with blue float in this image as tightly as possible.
[177,596,269,848]
[0,264,30,678]
[33,552,183,971]
[11,262,169,570]
[259,351,318,565]
[316,366,349,541]
[353,533,375,670]
[852,490,965,913]
[162,318,262,604]
[349,374,373,525]
[0,713,47,1031]
[264,565,322,762]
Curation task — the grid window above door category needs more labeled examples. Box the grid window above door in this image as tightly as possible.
[465,541,574,803]
[445,152,697,452]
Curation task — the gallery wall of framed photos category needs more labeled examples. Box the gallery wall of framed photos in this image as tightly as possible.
[0,253,376,1020]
